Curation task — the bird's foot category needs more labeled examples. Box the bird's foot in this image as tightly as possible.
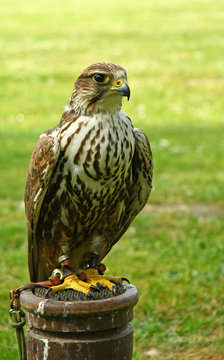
[84,268,117,294]
[46,273,100,299]
[46,260,129,299]
[79,268,130,295]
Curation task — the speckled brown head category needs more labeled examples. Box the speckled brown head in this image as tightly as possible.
[70,62,130,114]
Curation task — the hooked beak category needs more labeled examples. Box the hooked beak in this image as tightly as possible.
[111,80,130,101]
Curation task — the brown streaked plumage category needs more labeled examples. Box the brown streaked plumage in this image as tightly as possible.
[25,62,153,284]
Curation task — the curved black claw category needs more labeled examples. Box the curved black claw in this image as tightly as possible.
[121,277,130,284]
[45,287,53,298]
[88,291,98,299]
[90,285,101,292]
[96,282,103,290]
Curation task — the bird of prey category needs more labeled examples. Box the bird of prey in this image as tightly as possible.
[24,62,153,296]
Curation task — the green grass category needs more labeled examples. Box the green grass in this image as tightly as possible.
[0,0,224,359]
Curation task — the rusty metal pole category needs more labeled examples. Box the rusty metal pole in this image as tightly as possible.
[20,285,138,360]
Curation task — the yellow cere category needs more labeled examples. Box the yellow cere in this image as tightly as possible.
[112,79,125,89]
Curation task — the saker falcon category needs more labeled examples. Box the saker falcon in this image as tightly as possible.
[25,62,153,297]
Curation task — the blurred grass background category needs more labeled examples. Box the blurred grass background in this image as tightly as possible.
[0,0,224,359]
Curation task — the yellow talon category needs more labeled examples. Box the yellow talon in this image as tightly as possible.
[46,267,126,298]
[49,274,91,296]
[85,268,116,292]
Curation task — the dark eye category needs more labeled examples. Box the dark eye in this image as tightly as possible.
[92,74,109,84]
[94,74,105,83]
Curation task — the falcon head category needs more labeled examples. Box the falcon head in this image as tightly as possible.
[71,62,130,114]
